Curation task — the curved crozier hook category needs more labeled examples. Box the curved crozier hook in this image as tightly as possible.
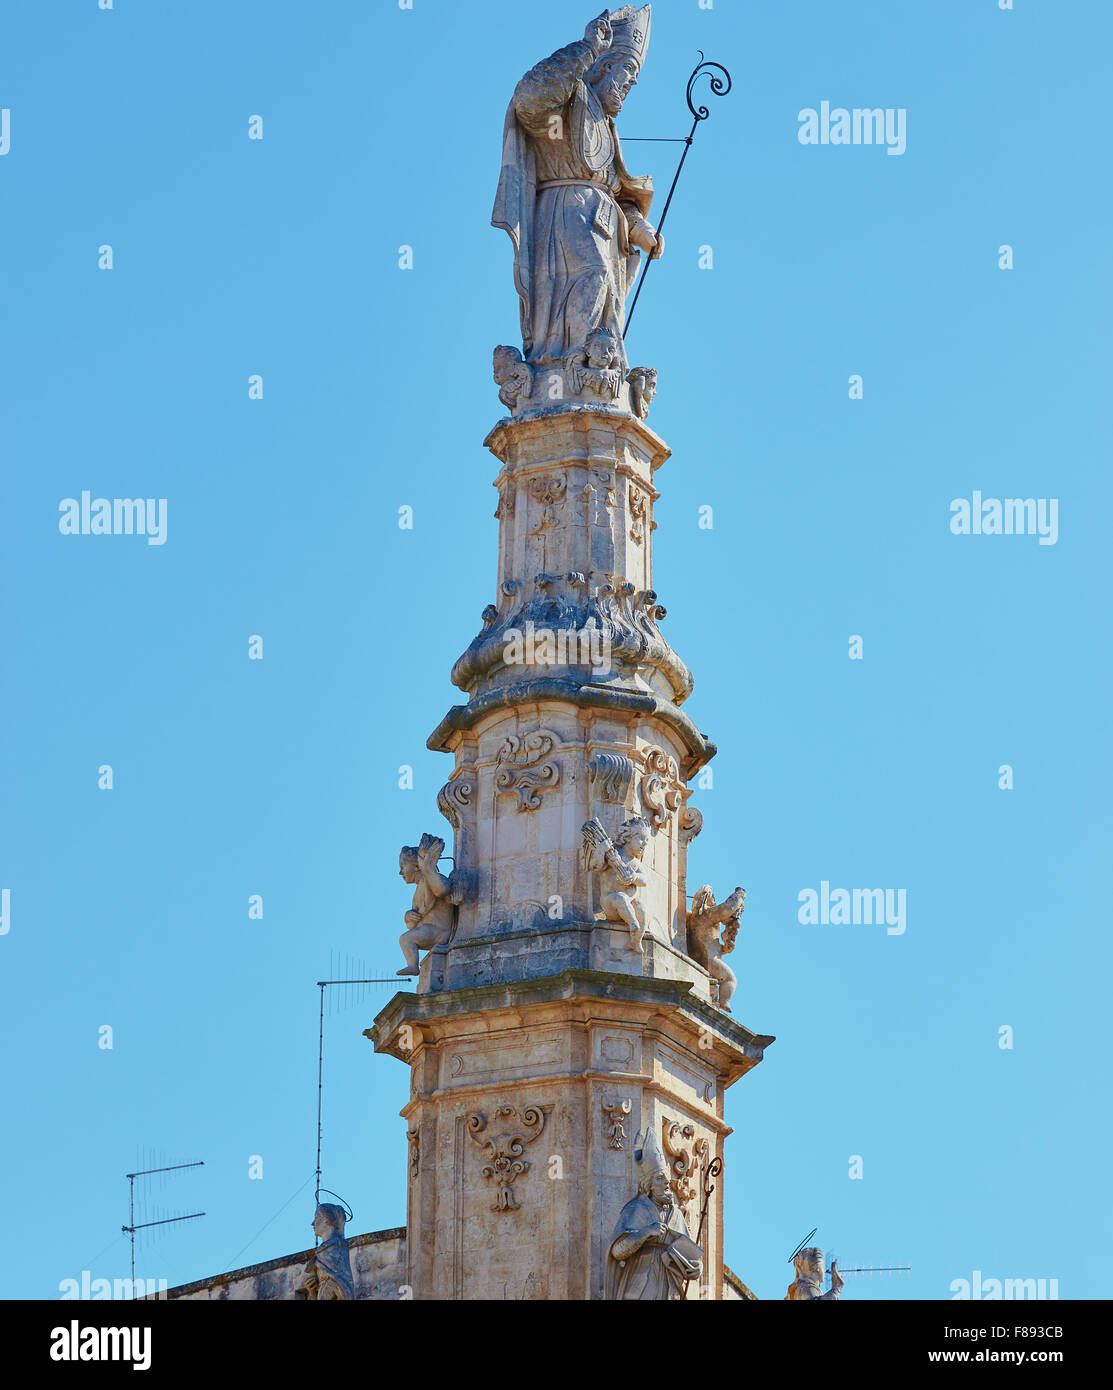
[686,51,733,123]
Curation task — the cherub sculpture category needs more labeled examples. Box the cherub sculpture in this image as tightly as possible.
[626,366,657,420]
[785,1246,844,1301]
[293,1202,355,1301]
[493,344,533,410]
[568,327,622,400]
[582,814,652,949]
[686,884,745,1012]
[397,832,456,975]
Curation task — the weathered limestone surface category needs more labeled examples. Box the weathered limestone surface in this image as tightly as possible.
[367,972,772,1301]
[155,1229,406,1301]
[370,6,773,1301]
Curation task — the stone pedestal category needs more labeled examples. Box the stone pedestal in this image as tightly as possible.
[368,971,773,1301]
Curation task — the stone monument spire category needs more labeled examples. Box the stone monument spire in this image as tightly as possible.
[367,7,773,1301]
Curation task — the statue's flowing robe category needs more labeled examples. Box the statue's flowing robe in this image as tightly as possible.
[297,1234,355,1301]
[492,39,653,368]
[606,1195,699,1300]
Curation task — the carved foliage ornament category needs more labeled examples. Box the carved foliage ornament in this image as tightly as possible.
[496,730,561,812]
[678,805,704,847]
[437,772,475,831]
[662,1118,698,1212]
[529,473,567,532]
[629,484,647,544]
[602,1098,632,1150]
[641,748,682,829]
[467,1104,547,1212]
[588,752,635,805]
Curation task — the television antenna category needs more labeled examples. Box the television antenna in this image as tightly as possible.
[122,1159,205,1292]
[313,951,414,1202]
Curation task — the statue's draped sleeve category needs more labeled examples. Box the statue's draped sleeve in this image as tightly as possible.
[511,40,599,133]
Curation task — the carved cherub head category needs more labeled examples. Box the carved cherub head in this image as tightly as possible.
[399,846,420,884]
[584,326,619,370]
[614,815,651,857]
[492,344,524,384]
[626,366,658,419]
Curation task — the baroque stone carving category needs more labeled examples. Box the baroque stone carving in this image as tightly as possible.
[293,1203,355,1301]
[467,1104,547,1212]
[529,472,567,531]
[786,1247,844,1301]
[493,479,516,520]
[567,326,622,399]
[687,884,744,1011]
[661,1117,698,1212]
[640,748,682,829]
[495,730,561,811]
[492,6,662,377]
[626,365,658,419]
[628,484,647,544]
[407,1128,420,1178]
[602,1098,632,1150]
[678,805,703,847]
[450,572,692,706]
[436,773,475,831]
[397,833,459,975]
[493,344,534,410]
[606,1127,702,1300]
[588,752,635,804]
[582,814,652,949]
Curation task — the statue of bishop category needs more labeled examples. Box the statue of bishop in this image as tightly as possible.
[492,6,663,377]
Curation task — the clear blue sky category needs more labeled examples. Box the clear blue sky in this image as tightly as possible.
[2,0,1109,1301]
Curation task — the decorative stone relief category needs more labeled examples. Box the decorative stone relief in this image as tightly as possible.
[588,752,635,805]
[678,805,703,847]
[466,1104,547,1212]
[641,749,682,829]
[628,484,647,544]
[493,478,516,520]
[626,365,658,420]
[661,1118,698,1212]
[687,884,744,1011]
[407,1128,420,1178]
[495,730,561,811]
[529,473,567,532]
[436,772,475,831]
[493,344,533,411]
[602,1098,632,1150]
[582,815,652,949]
[567,327,622,399]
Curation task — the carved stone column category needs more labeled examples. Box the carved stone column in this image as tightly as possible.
[368,395,774,1301]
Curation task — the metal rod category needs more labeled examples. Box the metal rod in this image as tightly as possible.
[123,1213,205,1234]
[622,53,732,341]
[125,1161,204,1179]
[315,984,325,1204]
